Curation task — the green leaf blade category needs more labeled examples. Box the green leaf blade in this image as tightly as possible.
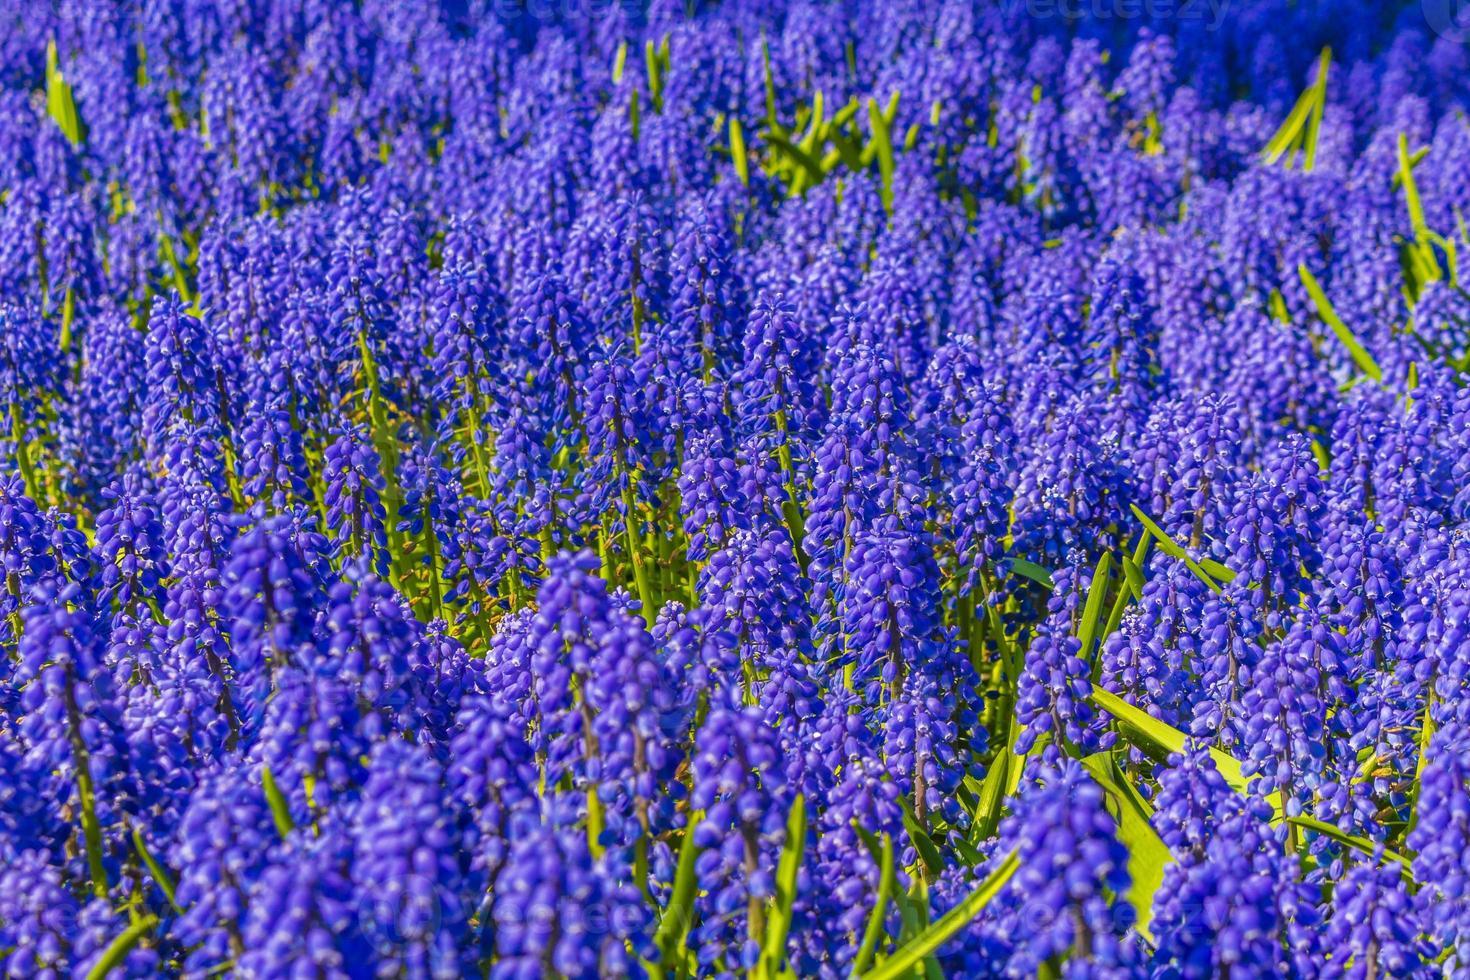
[1075,551,1113,661]
[261,765,296,840]
[85,916,159,980]
[757,793,808,979]
[651,811,704,975]
[1299,263,1383,382]
[1079,753,1171,943]
[860,850,1020,980]
[850,832,896,977]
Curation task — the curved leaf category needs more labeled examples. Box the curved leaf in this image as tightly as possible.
[1287,816,1412,874]
[757,793,807,979]
[85,916,158,980]
[850,832,896,977]
[860,850,1020,980]
[730,118,749,187]
[132,827,182,914]
[1300,263,1383,382]
[1129,506,1230,592]
[1080,753,1170,943]
[46,39,85,146]
[1076,551,1113,661]
[1005,558,1054,590]
[1090,689,1248,790]
[261,765,295,840]
[651,812,703,977]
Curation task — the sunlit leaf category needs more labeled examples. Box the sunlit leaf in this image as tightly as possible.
[860,850,1020,980]
[1299,263,1383,382]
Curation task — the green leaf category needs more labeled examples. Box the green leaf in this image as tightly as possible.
[850,832,896,977]
[880,91,900,127]
[644,37,667,113]
[651,811,703,975]
[1097,535,1153,682]
[1005,557,1054,590]
[132,827,182,914]
[1428,231,1459,288]
[906,877,940,980]
[830,97,862,130]
[1092,693,1303,830]
[1260,79,1314,163]
[1261,48,1329,170]
[1269,288,1292,325]
[45,39,85,146]
[357,331,407,587]
[1122,553,1146,600]
[860,850,1021,980]
[85,915,158,980]
[1408,692,1437,835]
[158,237,195,307]
[1301,48,1330,172]
[1396,134,1445,294]
[58,285,76,353]
[1285,816,1413,873]
[902,810,943,879]
[587,787,606,857]
[1198,557,1236,582]
[261,765,295,839]
[72,734,109,898]
[1129,506,1230,593]
[757,794,807,979]
[972,749,1011,841]
[1299,263,1383,382]
[853,823,884,864]
[1080,754,1171,943]
[1390,144,1429,189]
[765,131,826,188]
[1075,551,1113,661]
[1398,133,1430,242]
[798,90,826,156]
[8,402,41,503]
[865,96,896,216]
[950,833,984,869]
[612,41,628,84]
[1090,688,1252,794]
[761,37,779,130]
[730,118,749,187]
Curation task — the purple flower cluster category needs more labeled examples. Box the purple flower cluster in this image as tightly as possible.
[3,0,1470,976]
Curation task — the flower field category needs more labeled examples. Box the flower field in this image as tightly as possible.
[4,1,1470,976]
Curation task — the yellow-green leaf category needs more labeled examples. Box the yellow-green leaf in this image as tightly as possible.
[1300,263,1383,382]
[860,850,1020,980]
[1080,753,1170,942]
[261,765,295,839]
[757,794,807,979]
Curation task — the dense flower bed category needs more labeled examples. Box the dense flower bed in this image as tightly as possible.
[3,1,1470,976]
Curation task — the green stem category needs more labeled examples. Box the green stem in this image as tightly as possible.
[84,915,159,980]
[8,402,41,503]
[64,668,108,898]
[621,486,657,627]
